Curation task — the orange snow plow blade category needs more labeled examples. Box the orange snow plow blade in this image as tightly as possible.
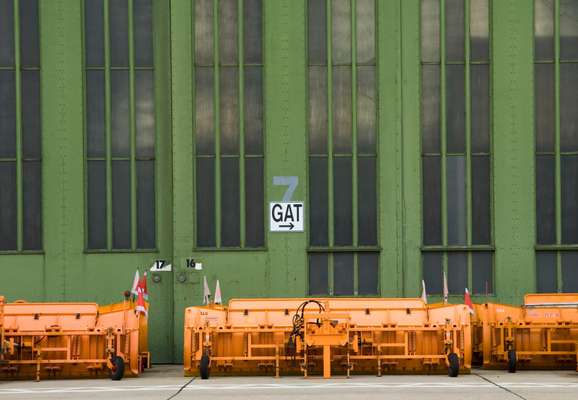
[473,293,578,371]
[184,298,472,378]
[0,296,149,381]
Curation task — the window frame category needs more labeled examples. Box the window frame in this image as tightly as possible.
[534,0,578,292]
[82,0,158,253]
[306,0,381,297]
[192,0,266,251]
[420,0,495,296]
[0,0,42,254]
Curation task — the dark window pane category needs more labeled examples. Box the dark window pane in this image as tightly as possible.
[421,0,440,62]
[244,0,262,64]
[535,0,554,60]
[196,157,215,247]
[195,67,214,155]
[422,156,442,245]
[244,67,263,155]
[195,0,213,65]
[560,0,578,60]
[332,0,351,65]
[560,64,578,152]
[334,253,354,295]
[356,0,375,64]
[357,66,376,154]
[421,65,440,153]
[472,156,491,244]
[137,160,155,249]
[471,64,490,153]
[332,66,352,153]
[221,157,240,246]
[309,253,328,295]
[21,70,41,159]
[536,155,556,244]
[562,252,578,292]
[309,157,328,246]
[562,155,578,244]
[245,157,264,247]
[0,162,17,250]
[136,70,155,158]
[220,67,239,155]
[111,70,130,157]
[535,63,555,152]
[447,155,466,245]
[0,71,16,158]
[423,253,443,294]
[358,253,378,295]
[219,0,238,65]
[87,161,107,249]
[472,252,492,295]
[86,71,105,158]
[309,66,328,154]
[19,0,39,67]
[134,0,153,67]
[85,0,104,67]
[358,157,377,246]
[448,252,467,294]
[536,251,557,292]
[109,0,129,67]
[334,156,352,246]
[23,161,41,250]
[308,0,327,65]
[0,0,14,66]
[470,0,489,62]
[112,160,131,249]
[446,65,465,153]
[445,0,464,61]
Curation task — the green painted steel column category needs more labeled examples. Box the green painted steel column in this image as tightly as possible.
[265,0,308,296]
[492,0,535,304]
[41,0,85,301]
[378,0,403,296]
[399,0,422,297]
[171,0,194,363]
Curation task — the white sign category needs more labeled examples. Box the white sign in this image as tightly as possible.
[150,260,172,272]
[270,202,304,232]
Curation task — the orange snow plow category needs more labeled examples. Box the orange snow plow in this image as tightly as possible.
[184,298,472,379]
[0,296,149,381]
[473,293,578,372]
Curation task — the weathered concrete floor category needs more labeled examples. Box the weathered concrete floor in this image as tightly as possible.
[1,365,577,400]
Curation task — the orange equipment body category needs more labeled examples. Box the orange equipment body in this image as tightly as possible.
[473,293,578,371]
[184,298,472,378]
[0,296,149,381]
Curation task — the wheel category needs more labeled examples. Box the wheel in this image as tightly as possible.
[447,352,460,377]
[200,354,210,380]
[109,356,125,381]
[507,349,517,373]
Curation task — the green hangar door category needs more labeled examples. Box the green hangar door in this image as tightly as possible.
[306,0,380,296]
[83,0,174,362]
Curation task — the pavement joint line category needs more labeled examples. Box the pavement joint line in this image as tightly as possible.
[473,373,529,400]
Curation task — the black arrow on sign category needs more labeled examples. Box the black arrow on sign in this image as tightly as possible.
[279,222,295,230]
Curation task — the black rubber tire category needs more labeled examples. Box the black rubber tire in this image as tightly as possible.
[447,352,460,377]
[507,349,517,373]
[200,354,210,380]
[109,356,125,381]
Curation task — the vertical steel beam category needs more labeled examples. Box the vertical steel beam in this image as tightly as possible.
[14,0,23,251]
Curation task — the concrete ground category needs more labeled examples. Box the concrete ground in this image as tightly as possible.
[1,365,578,400]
